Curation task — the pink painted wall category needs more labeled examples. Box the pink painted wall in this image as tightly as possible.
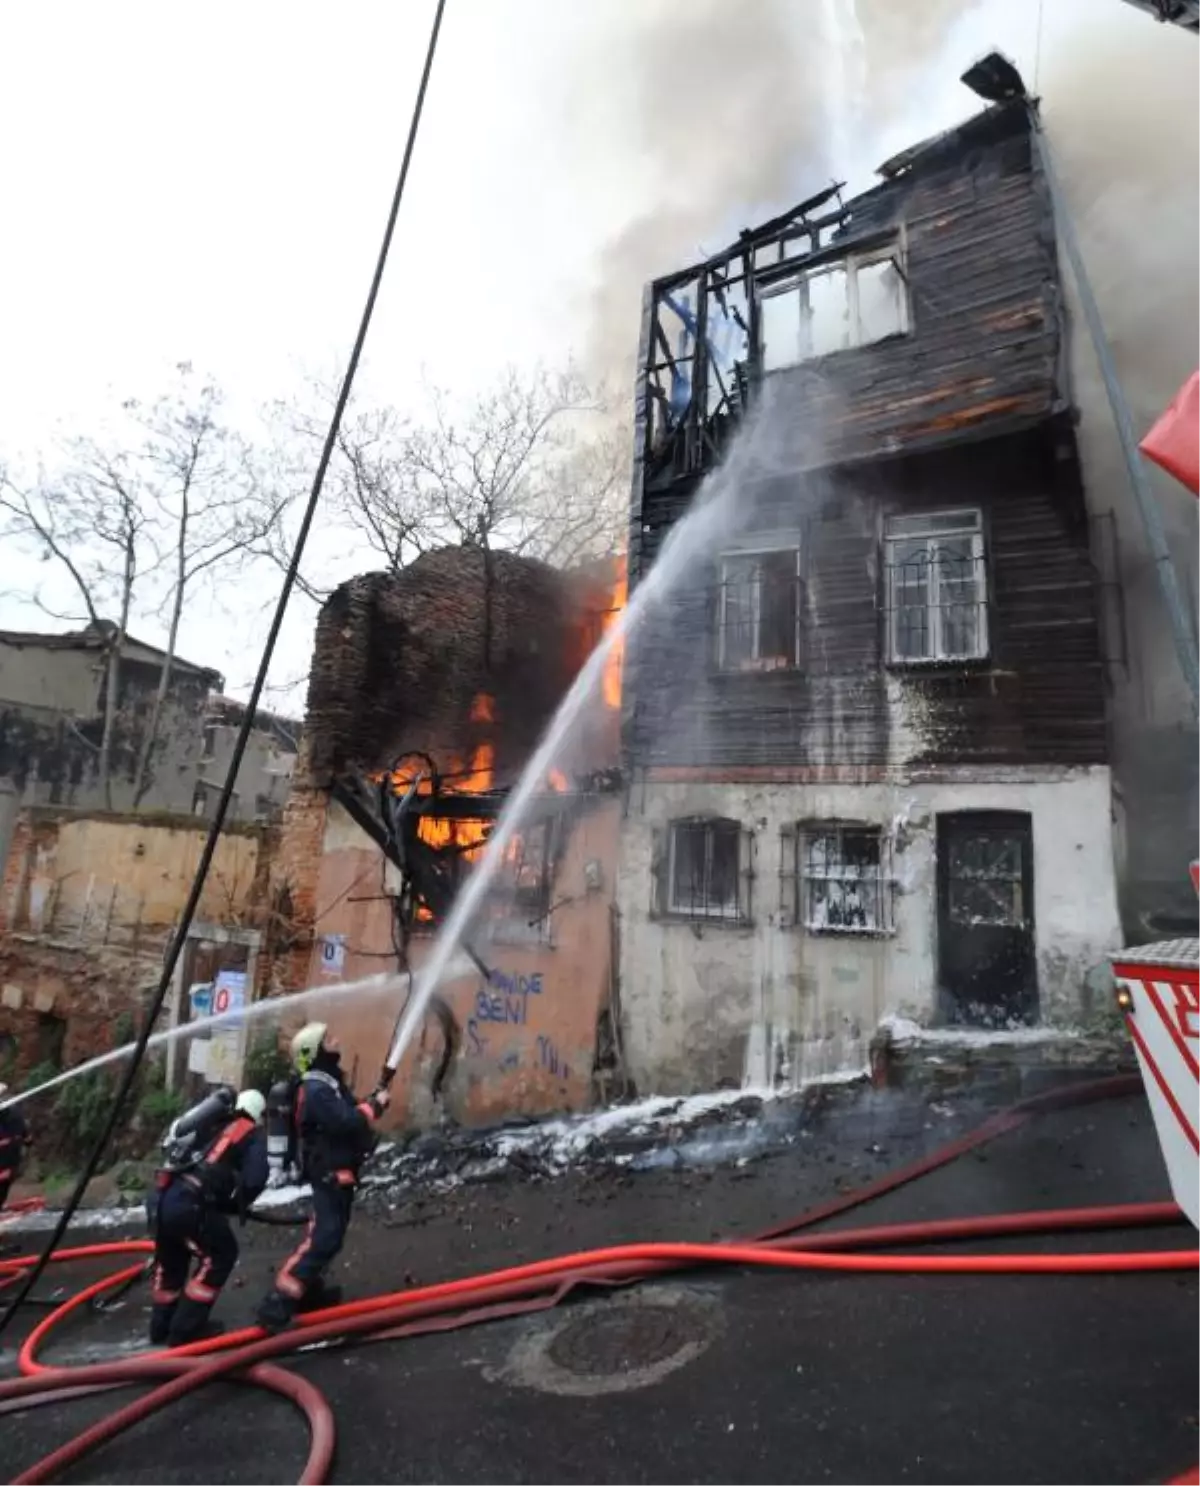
[286,797,620,1130]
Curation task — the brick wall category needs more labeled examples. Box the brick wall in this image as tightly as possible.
[262,747,328,998]
[304,548,605,786]
[0,938,159,1083]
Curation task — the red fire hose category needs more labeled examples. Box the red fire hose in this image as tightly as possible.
[1,1075,1196,1483]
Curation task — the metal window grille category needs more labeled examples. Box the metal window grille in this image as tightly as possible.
[800,825,891,934]
[947,833,1027,927]
[716,549,803,672]
[666,818,751,922]
[885,510,989,664]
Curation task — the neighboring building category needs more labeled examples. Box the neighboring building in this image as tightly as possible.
[0,804,274,1088]
[0,623,298,823]
[617,97,1127,1093]
[194,696,299,823]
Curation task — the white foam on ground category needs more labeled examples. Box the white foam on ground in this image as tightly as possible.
[4,1071,875,1228]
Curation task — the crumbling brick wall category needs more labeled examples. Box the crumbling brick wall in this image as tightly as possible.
[304,548,588,787]
[0,938,159,1084]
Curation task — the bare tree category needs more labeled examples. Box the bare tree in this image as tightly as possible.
[128,365,288,805]
[390,366,627,568]
[256,365,628,610]
[0,448,154,806]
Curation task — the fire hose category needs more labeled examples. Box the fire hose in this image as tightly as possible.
[0,1075,1195,1484]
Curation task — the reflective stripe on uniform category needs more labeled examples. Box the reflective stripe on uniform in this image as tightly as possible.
[276,1214,315,1299]
[203,1115,256,1166]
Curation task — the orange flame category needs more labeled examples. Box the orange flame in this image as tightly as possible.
[601,554,628,710]
[547,768,568,792]
[470,693,495,724]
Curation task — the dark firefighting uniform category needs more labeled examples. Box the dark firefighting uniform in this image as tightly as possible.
[0,1104,29,1212]
[150,1112,268,1345]
[256,1057,380,1330]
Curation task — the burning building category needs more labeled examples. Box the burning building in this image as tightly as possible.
[615,82,1136,1092]
[268,545,627,1125]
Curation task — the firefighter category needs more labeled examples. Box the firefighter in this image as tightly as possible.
[149,1086,268,1346]
[255,1023,388,1332]
[0,1084,31,1214]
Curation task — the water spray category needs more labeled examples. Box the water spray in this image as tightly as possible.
[379,393,796,1083]
[0,958,474,1115]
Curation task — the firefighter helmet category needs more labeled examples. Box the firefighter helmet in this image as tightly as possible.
[291,1022,328,1074]
[235,1089,267,1124]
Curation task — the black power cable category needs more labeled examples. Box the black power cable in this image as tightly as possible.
[0,0,448,1336]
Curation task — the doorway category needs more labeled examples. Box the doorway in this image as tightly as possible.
[936,811,1036,1027]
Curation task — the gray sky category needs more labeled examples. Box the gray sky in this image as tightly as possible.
[0,0,1193,707]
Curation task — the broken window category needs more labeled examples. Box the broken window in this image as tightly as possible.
[665,817,748,922]
[759,242,908,371]
[885,510,989,664]
[717,549,803,672]
[800,825,890,934]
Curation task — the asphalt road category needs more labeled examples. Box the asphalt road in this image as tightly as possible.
[1,1083,1196,1484]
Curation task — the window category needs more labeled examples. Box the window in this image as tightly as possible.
[36,1012,66,1071]
[191,786,208,818]
[946,832,1027,927]
[717,549,803,671]
[885,509,988,664]
[664,818,748,923]
[799,825,891,934]
[759,243,908,370]
[411,814,557,941]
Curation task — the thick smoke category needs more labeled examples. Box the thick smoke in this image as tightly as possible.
[575,0,973,383]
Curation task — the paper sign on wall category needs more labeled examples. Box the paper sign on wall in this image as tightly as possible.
[212,970,247,1024]
[319,936,347,977]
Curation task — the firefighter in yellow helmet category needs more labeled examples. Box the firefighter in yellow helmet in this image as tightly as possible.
[255,1023,389,1331]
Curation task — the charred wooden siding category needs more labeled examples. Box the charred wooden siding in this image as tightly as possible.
[625,430,1107,772]
[631,102,1063,583]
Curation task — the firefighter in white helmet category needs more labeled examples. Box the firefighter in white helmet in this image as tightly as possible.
[148,1086,268,1345]
[255,1022,389,1331]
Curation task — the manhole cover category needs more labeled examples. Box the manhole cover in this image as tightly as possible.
[548,1305,694,1376]
[484,1286,723,1398]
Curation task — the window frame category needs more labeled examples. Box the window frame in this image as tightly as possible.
[715,545,804,673]
[663,816,749,925]
[795,822,894,937]
[884,508,990,667]
[757,237,910,371]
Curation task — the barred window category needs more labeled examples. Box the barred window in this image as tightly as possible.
[885,510,988,664]
[654,817,753,924]
[800,825,891,934]
[717,548,802,672]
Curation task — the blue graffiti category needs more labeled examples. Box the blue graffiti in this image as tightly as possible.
[474,969,545,1027]
[488,969,543,998]
[536,1035,570,1080]
[466,1020,486,1057]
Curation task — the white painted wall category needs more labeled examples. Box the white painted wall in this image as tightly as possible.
[616,766,1122,1096]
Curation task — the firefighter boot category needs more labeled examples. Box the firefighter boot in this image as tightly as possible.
[255,1288,297,1334]
[167,1295,224,1346]
[297,1279,343,1314]
[148,1300,179,1346]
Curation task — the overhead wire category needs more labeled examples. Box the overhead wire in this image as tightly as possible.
[0,0,448,1338]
